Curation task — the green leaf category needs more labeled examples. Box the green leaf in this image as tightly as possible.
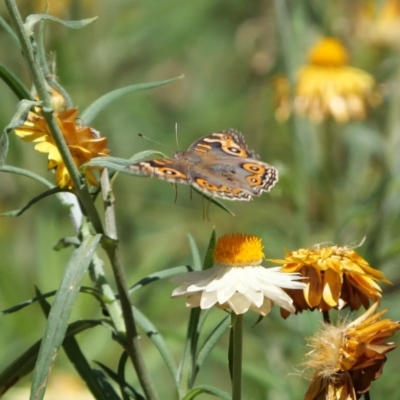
[0,319,102,397]
[196,316,230,374]
[203,229,216,270]
[187,234,202,271]
[95,359,143,400]
[0,132,8,167]
[1,99,40,165]
[24,14,98,37]
[0,63,33,100]
[177,307,201,391]
[117,353,133,400]
[81,75,184,124]
[36,289,118,400]
[1,286,101,315]
[0,16,19,44]
[82,152,166,175]
[128,266,192,295]
[89,369,123,400]
[0,165,55,189]
[132,306,178,385]
[30,234,102,400]
[53,236,81,251]
[182,385,230,400]
[0,187,64,217]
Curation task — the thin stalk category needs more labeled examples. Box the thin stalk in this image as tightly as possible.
[322,311,331,324]
[231,313,243,400]
[5,0,103,233]
[101,170,158,400]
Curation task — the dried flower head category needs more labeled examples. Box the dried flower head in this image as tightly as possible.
[304,303,400,399]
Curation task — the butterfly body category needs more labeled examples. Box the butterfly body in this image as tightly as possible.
[128,129,278,201]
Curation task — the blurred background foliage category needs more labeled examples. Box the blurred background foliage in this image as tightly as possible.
[1,0,400,399]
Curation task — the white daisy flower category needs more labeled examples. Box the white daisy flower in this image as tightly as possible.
[172,233,306,316]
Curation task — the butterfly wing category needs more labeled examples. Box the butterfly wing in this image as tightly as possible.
[189,158,278,201]
[127,129,278,201]
[187,129,260,159]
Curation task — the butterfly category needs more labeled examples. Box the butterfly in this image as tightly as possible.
[127,129,278,201]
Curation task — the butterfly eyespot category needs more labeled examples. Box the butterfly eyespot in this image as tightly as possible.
[242,163,265,173]
[247,175,262,185]
[196,178,219,190]
[156,168,187,179]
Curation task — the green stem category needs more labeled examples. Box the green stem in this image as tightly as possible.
[231,313,243,400]
[322,311,331,324]
[100,170,158,400]
[5,0,103,233]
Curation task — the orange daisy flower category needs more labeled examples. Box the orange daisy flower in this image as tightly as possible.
[269,244,391,318]
[14,108,109,189]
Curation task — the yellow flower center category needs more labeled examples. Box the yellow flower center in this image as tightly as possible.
[213,233,264,267]
[308,38,349,67]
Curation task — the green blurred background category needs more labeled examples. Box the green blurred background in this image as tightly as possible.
[1,0,400,399]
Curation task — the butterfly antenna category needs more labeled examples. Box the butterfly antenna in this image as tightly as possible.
[138,133,166,147]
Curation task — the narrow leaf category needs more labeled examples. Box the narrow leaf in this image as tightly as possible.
[128,266,192,295]
[1,286,101,315]
[196,316,230,373]
[0,63,32,100]
[0,319,102,396]
[81,75,184,123]
[95,360,143,400]
[182,385,230,400]
[0,165,54,189]
[4,99,40,136]
[29,234,102,400]
[177,307,201,390]
[0,132,8,167]
[24,14,97,36]
[203,229,216,270]
[132,306,178,384]
[0,16,19,44]
[117,353,131,400]
[187,234,202,271]
[0,187,65,217]
[37,290,116,400]
[1,99,40,165]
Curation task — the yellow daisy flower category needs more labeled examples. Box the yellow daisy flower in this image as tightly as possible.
[358,0,400,47]
[269,244,391,318]
[14,108,109,189]
[171,233,306,316]
[304,303,400,400]
[274,37,381,123]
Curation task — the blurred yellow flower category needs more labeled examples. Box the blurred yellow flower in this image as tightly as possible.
[274,37,381,123]
[14,109,109,189]
[172,233,306,316]
[358,0,400,47]
[31,0,96,18]
[269,244,391,318]
[304,303,400,400]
